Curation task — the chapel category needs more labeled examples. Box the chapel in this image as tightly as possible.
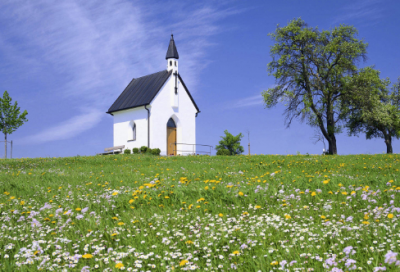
[107,35,200,156]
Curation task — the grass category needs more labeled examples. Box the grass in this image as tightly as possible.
[0,153,399,271]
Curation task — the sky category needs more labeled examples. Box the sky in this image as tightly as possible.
[0,0,399,158]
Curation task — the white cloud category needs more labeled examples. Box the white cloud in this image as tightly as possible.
[0,0,240,144]
[332,0,385,26]
[19,109,104,144]
[229,94,264,109]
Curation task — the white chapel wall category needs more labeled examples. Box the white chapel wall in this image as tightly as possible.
[113,107,148,150]
[150,75,197,156]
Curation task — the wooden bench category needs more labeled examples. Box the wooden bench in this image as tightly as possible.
[98,145,125,155]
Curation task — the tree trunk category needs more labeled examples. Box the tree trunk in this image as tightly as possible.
[328,134,337,155]
[384,133,393,154]
[4,133,7,159]
[327,110,337,155]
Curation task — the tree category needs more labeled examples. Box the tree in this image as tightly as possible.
[262,18,367,154]
[344,69,400,153]
[0,91,28,158]
[215,130,244,155]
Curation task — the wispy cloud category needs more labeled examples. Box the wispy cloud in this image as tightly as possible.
[227,94,264,109]
[332,0,385,26]
[0,0,240,144]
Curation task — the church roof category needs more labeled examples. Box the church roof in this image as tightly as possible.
[107,70,199,114]
[107,70,172,114]
[165,34,179,59]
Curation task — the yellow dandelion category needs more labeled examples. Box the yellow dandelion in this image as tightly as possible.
[285,214,291,219]
[112,192,118,196]
[388,214,394,219]
[118,222,125,226]
[82,254,93,259]
[218,213,223,217]
[179,260,189,267]
[75,208,81,211]
[232,250,240,256]
[311,192,317,196]
[320,215,326,219]
[115,263,124,269]
[238,192,244,196]
[323,180,329,184]
[362,221,370,225]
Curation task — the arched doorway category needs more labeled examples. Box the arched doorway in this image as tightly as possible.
[167,118,176,156]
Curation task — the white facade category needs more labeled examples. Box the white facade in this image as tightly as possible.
[112,68,197,155]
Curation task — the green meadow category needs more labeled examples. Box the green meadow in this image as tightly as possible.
[0,154,399,271]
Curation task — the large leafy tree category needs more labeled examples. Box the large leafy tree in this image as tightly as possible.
[262,18,367,154]
[0,91,28,158]
[344,70,400,153]
[215,130,244,155]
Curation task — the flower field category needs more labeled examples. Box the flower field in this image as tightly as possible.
[0,154,399,271]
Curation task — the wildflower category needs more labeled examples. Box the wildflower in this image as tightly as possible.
[118,222,124,226]
[323,180,329,184]
[270,261,279,265]
[242,212,249,216]
[341,192,348,195]
[255,205,261,209]
[311,192,317,196]
[232,250,240,256]
[115,263,124,269]
[388,214,394,219]
[112,217,118,220]
[362,221,370,225]
[179,260,189,266]
[20,201,25,205]
[384,250,398,264]
[185,240,193,244]
[219,213,223,217]
[129,199,134,204]
[112,192,118,196]
[75,208,81,211]
[285,214,291,219]
[238,192,244,196]
[321,215,326,219]
[82,254,93,259]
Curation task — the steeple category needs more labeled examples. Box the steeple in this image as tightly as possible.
[166,34,179,60]
[166,34,179,73]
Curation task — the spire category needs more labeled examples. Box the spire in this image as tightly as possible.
[165,34,179,60]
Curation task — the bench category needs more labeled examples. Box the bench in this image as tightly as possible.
[98,145,125,155]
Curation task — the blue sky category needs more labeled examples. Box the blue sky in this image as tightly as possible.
[1,0,399,158]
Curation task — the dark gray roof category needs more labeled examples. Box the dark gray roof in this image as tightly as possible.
[107,70,172,114]
[107,70,200,114]
[165,34,179,59]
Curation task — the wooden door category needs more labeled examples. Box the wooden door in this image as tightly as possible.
[167,127,176,155]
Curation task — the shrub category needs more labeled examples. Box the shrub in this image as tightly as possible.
[151,148,161,156]
[146,148,153,154]
[216,149,230,156]
[124,149,131,154]
[215,130,244,155]
[140,146,148,153]
[132,148,139,154]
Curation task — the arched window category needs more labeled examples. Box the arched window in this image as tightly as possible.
[167,118,176,128]
[132,123,136,141]
[175,61,177,67]
[170,61,172,66]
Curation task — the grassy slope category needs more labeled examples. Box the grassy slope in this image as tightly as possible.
[0,154,399,271]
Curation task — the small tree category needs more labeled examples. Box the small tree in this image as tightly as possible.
[344,70,400,153]
[0,91,28,158]
[216,130,244,155]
